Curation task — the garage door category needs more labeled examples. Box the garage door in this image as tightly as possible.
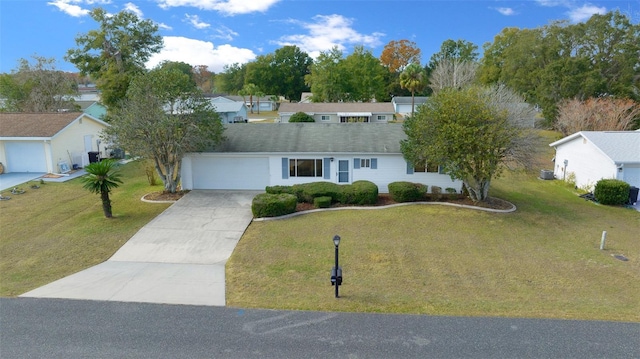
[4,141,47,172]
[191,156,269,190]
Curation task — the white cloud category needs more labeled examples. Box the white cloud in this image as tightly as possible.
[157,22,173,30]
[156,0,281,15]
[185,13,210,29]
[213,25,238,41]
[567,4,607,22]
[146,36,256,73]
[496,7,516,16]
[47,0,90,17]
[274,14,385,58]
[124,2,143,17]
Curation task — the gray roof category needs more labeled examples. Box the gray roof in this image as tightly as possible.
[211,123,405,153]
[210,101,245,113]
[550,131,640,163]
[279,102,395,114]
[392,96,428,105]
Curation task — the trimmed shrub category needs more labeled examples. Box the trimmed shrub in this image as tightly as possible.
[288,112,315,123]
[594,179,630,205]
[430,186,442,201]
[388,181,427,202]
[313,196,332,208]
[340,180,379,205]
[296,182,342,203]
[251,193,297,217]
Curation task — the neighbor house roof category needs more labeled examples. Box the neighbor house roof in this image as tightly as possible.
[210,102,246,113]
[0,112,106,138]
[211,123,405,153]
[278,102,395,114]
[391,96,428,105]
[549,131,640,164]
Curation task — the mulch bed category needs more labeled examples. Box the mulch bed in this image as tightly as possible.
[143,191,512,211]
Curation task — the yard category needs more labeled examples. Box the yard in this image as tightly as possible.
[0,133,638,321]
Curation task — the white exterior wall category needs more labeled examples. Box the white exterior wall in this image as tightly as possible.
[183,152,463,193]
[621,164,640,189]
[553,137,617,190]
[51,115,107,172]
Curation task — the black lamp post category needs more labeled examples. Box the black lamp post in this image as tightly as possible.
[331,235,342,298]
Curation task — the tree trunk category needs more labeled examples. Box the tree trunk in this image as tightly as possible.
[155,159,182,193]
[464,178,491,203]
[100,190,113,218]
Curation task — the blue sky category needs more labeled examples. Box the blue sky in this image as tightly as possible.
[1,0,638,74]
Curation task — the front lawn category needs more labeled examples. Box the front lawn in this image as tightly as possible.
[226,133,640,321]
[0,160,171,296]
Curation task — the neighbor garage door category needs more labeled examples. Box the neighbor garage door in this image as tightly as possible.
[4,141,47,172]
[191,156,269,190]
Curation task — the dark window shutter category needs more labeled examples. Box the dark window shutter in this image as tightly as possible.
[371,158,377,169]
[406,161,414,174]
[354,158,361,169]
[282,158,289,179]
[323,158,331,179]
[438,165,445,174]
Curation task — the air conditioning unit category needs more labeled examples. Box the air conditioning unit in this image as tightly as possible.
[540,170,554,180]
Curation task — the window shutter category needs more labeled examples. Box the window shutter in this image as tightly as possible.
[354,158,361,169]
[406,161,414,174]
[282,158,289,179]
[323,158,331,179]
[371,158,377,169]
[438,165,445,174]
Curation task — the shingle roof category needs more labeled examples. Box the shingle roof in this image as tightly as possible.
[0,112,86,138]
[278,102,395,114]
[211,123,405,153]
[550,131,640,163]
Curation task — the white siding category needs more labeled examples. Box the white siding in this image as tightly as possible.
[553,137,617,190]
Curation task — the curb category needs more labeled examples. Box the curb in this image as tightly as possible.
[253,200,517,222]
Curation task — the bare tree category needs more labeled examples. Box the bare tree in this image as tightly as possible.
[428,58,478,94]
[556,97,640,135]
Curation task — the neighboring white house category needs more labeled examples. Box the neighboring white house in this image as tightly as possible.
[278,102,395,123]
[392,96,428,116]
[0,112,109,174]
[181,123,462,193]
[549,131,640,191]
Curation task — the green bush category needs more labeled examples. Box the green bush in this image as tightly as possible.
[288,112,315,123]
[388,181,427,202]
[339,180,379,205]
[594,179,630,205]
[313,196,332,208]
[430,186,442,201]
[296,182,342,203]
[251,193,297,217]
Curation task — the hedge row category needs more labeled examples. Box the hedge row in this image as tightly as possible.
[254,181,379,217]
[387,181,461,203]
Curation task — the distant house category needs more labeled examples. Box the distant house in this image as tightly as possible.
[215,95,278,112]
[392,96,428,116]
[181,123,462,193]
[549,131,640,191]
[0,112,109,174]
[278,102,395,123]
[209,97,249,123]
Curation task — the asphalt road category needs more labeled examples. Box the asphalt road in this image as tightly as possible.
[1,298,638,358]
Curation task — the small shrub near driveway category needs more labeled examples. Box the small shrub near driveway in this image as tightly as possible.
[594,179,630,205]
[251,193,297,217]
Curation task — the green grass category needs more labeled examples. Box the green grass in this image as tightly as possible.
[227,132,640,321]
[0,160,171,296]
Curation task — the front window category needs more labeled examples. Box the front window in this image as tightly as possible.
[289,159,323,177]
[340,116,370,123]
[360,158,371,168]
[414,162,439,173]
[376,115,386,121]
[321,115,330,121]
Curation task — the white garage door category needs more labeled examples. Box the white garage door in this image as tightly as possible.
[191,156,269,190]
[4,141,47,172]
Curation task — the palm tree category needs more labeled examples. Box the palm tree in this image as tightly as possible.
[81,159,123,218]
[400,62,425,118]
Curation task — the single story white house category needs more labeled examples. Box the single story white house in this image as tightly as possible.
[278,102,395,123]
[549,131,640,191]
[0,112,109,174]
[181,123,463,193]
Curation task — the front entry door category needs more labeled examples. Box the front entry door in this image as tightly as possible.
[338,160,349,183]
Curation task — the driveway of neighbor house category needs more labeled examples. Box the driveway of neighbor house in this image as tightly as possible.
[21,190,258,306]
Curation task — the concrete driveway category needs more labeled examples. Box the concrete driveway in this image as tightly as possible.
[21,190,258,306]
